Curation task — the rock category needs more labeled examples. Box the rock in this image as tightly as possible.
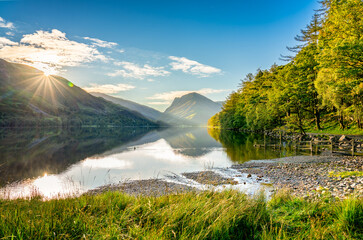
[339,135,351,142]
[247,174,252,178]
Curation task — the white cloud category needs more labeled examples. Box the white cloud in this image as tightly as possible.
[108,61,170,79]
[0,17,14,29]
[83,37,118,48]
[83,83,135,94]
[169,56,221,77]
[6,32,14,36]
[0,37,18,47]
[148,88,229,105]
[0,29,108,75]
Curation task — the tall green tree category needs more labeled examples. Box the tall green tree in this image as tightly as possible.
[316,0,363,129]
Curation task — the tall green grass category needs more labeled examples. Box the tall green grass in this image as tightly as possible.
[0,190,362,239]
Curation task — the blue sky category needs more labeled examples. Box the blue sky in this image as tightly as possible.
[0,0,319,110]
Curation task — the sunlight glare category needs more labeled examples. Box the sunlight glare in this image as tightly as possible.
[81,157,133,169]
[29,62,58,77]
[42,68,55,77]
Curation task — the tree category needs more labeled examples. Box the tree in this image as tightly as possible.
[316,0,363,129]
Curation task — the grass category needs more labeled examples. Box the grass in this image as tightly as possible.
[329,170,363,178]
[0,190,362,239]
[304,120,363,135]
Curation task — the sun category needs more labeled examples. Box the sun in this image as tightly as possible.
[28,62,57,77]
[43,69,53,77]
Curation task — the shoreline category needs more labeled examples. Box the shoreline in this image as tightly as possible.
[232,153,363,199]
[86,153,363,199]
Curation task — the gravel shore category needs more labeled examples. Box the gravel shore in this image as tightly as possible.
[87,179,196,197]
[232,153,363,198]
[182,171,238,186]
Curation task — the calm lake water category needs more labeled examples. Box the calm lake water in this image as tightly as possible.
[0,127,315,199]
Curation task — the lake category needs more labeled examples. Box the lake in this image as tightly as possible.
[0,127,315,199]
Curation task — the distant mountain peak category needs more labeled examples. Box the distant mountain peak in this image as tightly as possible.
[164,92,222,126]
[176,92,208,100]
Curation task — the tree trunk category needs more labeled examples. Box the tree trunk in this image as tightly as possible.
[315,109,321,130]
[339,113,345,130]
[297,110,306,134]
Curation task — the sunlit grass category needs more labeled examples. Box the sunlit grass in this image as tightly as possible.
[0,190,362,239]
[329,170,363,179]
[304,120,363,135]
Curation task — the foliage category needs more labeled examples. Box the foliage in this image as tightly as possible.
[210,0,363,133]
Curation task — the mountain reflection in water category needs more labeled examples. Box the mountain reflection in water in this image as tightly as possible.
[0,127,313,198]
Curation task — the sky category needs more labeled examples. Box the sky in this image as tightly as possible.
[0,0,320,111]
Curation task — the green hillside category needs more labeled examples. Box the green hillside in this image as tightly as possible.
[0,59,157,127]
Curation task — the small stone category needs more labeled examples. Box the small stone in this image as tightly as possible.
[339,135,351,142]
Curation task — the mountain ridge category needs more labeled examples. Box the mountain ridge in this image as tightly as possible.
[89,92,222,126]
[90,92,163,122]
[0,59,157,127]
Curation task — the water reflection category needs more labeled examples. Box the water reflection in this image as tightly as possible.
[209,129,314,162]
[160,127,221,157]
[0,127,152,186]
[0,127,316,199]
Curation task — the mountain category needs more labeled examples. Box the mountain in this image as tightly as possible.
[164,92,223,126]
[90,92,192,126]
[90,92,163,122]
[0,59,157,127]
